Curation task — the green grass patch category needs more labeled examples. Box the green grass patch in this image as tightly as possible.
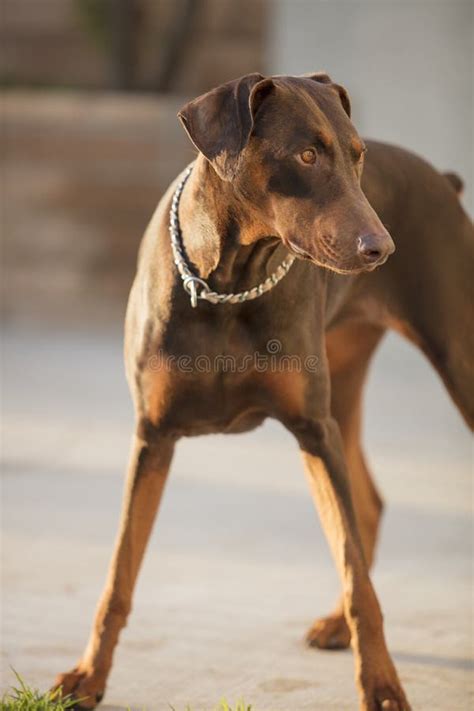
[0,671,79,711]
[0,673,255,711]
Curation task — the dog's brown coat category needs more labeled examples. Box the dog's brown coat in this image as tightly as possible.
[54,73,474,711]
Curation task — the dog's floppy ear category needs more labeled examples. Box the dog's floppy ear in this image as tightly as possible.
[178,73,273,181]
[303,71,352,118]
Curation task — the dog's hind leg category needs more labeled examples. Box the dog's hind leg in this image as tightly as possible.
[53,429,175,709]
[306,320,385,650]
[386,198,474,430]
[388,292,474,433]
[389,315,474,433]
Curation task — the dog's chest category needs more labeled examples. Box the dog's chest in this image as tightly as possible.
[140,313,312,437]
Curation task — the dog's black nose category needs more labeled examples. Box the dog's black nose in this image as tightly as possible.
[357,233,394,265]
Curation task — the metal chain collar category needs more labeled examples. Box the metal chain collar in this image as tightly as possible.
[169,164,296,307]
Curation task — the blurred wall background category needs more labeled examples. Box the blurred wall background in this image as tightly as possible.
[2,0,472,328]
[2,0,267,325]
[1,0,265,93]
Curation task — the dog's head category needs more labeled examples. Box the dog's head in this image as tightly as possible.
[178,72,394,275]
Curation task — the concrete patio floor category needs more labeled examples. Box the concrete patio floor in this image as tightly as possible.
[1,325,472,710]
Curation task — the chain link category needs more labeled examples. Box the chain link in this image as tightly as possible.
[169,164,296,308]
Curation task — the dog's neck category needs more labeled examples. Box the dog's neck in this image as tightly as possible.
[178,155,285,292]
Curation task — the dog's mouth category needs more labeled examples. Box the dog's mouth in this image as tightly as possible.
[286,239,314,261]
[285,239,390,275]
[286,239,377,276]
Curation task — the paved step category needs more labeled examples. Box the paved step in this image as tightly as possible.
[3,90,193,325]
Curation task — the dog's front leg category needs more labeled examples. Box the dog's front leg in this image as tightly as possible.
[53,430,175,708]
[296,417,410,711]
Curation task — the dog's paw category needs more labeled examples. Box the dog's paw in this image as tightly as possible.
[359,668,412,711]
[362,686,412,711]
[378,701,407,711]
[305,612,351,650]
[52,668,105,710]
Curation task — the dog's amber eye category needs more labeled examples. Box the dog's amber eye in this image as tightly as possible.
[300,148,317,165]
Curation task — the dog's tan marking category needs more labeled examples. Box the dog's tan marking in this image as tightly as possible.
[351,136,366,159]
[262,370,307,417]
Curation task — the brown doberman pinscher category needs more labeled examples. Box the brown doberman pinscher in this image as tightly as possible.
[54,73,474,710]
